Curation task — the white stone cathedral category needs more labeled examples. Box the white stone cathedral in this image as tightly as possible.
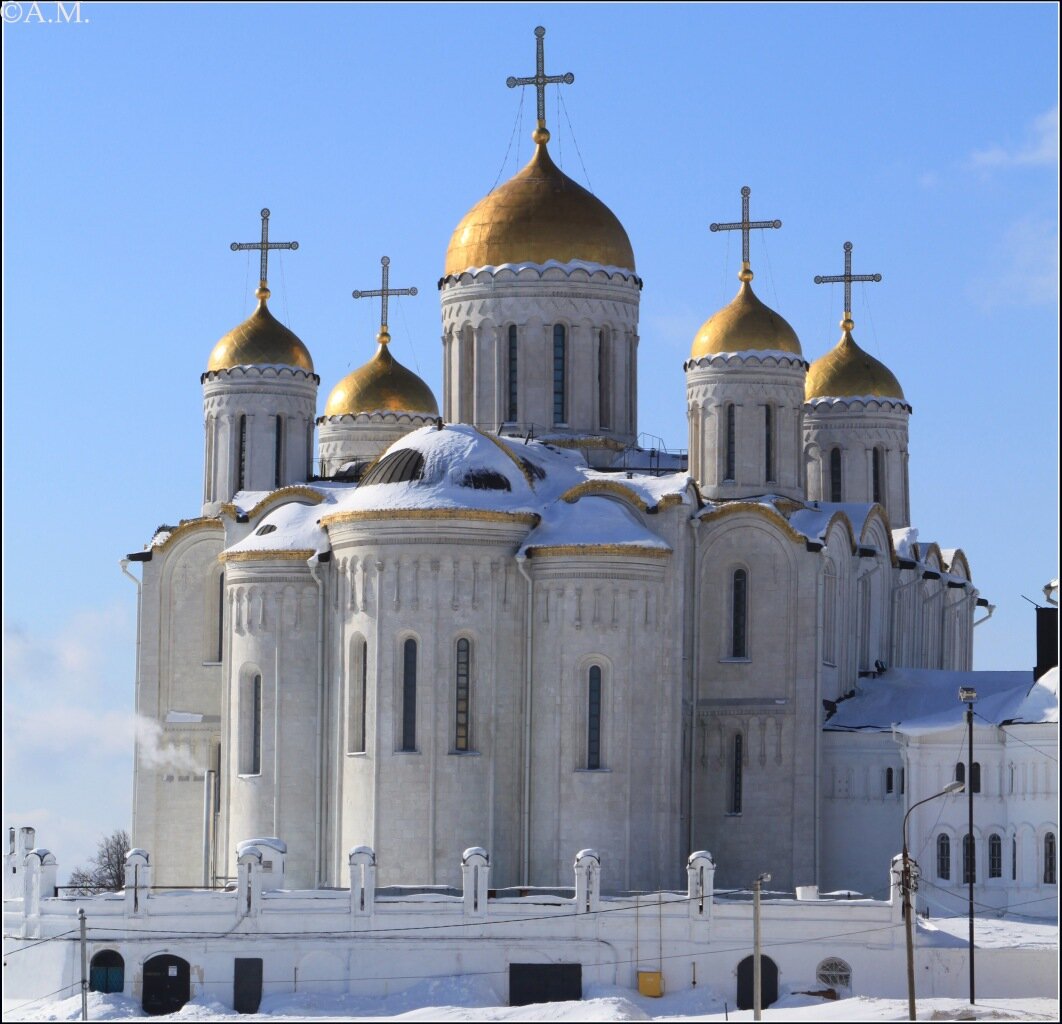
[129,35,986,897]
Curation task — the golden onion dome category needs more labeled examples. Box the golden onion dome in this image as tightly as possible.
[445,134,635,276]
[690,269,802,359]
[207,288,314,373]
[324,331,439,418]
[806,325,904,400]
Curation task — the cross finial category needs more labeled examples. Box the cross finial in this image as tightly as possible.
[352,256,418,345]
[709,186,782,281]
[814,241,882,330]
[230,209,299,301]
[506,26,574,145]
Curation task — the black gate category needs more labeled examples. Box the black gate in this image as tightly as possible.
[508,962,582,1006]
[234,957,263,1014]
[736,954,778,1010]
[142,954,191,1016]
[89,950,124,994]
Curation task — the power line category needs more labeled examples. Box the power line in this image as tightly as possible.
[1,926,80,956]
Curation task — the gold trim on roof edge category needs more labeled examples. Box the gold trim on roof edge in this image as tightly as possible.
[153,518,224,552]
[220,548,317,564]
[560,480,651,511]
[474,428,537,486]
[697,501,807,546]
[445,142,635,277]
[207,297,314,373]
[690,279,802,359]
[322,508,540,527]
[526,544,669,558]
[805,330,904,400]
[219,486,326,521]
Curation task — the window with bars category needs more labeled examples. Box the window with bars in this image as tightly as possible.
[872,446,883,505]
[1045,833,1057,885]
[764,405,775,483]
[816,958,852,991]
[724,404,736,481]
[729,732,743,814]
[989,834,1002,878]
[507,326,518,422]
[237,414,248,491]
[454,638,471,752]
[963,833,976,884]
[885,767,894,794]
[553,325,566,424]
[829,447,842,502]
[598,328,611,430]
[587,666,602,770]
[274,415,284,488]
[937,834,951,880]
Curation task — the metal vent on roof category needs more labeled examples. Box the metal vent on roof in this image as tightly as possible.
[255,524,277,536]
[360,449,425,486]
[519,456,546,481]
[459,468,511,491]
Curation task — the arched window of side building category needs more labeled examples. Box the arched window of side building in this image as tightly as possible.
[552,325,566,425]
[454,638,472,752]
[401,639,417,752]
[937,834,951,880]
[731,569,748,658]
[587,665,603,770]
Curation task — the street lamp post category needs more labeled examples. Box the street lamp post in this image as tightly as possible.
[902,780,965,1021]
[959,686,978,1005]
[752,872,771,1022]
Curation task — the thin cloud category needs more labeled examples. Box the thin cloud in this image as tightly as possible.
[970,107,1058,169]
[970,216,1059,310]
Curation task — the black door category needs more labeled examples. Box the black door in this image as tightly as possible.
[142,954,191,1016]
[509,963,582,1006]
[234,957,263,1014]
[736,954,778,1010]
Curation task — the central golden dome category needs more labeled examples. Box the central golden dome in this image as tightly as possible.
[445,140,635,276]
[690,274,802,358]
[324,335,439,418]
[806,328,904,400]
[207,292,314,373]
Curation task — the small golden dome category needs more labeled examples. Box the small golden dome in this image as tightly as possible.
[445,141,635,276]
[806,328,904,400]
[690,275,802,358]
[207,292,314,373]
[324,337,439,417]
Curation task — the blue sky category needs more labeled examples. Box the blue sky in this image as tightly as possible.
[2,3,1058,875]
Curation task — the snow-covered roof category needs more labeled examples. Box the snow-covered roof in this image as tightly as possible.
[824,667,1056,735]
[519,496,671,556]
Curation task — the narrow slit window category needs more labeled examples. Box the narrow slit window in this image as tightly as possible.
[829,447,842,502]
[885,767,894,794]
[1045,833,1057,885]
[937,834,951,880]
[731,569,748,658]
[240,673,262,775]
[955,762,965,787]
[507,326,518,422]
[587,666,602,770]
[401,639,417,752]
[348,639,367,754]
[455,638,471,752]
[1012,835,1018,881]
[274,416,284,488]
[971,762,981,793]
[764,405,774,483]
[237,414,248,491]
[725,404,736,481]
[988,834,1002,878]
[872,447,883,505]
[599,329,611,430]
[215,572,224,663]
[963,833,976,884]
[553,325,566,425]
[730,733,743,813]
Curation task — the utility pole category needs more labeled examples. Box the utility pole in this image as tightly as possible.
[752,872,771,1021]
[78,906,88,1022]
[960,686,978,1005]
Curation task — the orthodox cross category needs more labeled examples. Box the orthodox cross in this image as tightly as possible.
[814,241,882,324]
[506,26,574,136]
[352,256,418,342]
[709,186,782,273]
[230,208,299,297]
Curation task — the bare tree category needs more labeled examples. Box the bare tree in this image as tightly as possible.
[67,829,130,894]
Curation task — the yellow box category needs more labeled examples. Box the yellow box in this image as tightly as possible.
[637,971,664,998]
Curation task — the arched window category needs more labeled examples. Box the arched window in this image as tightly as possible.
[872,446,883,505]
[1012,834,1018,881]
[729,732,743,814]
[239,672,262,775]
[587,666,603,769]
[816,957,852,992]
[822,563,838,666]
[507,325,518,421]
[988,833,1002,878]
[829,447,842,502]
[764,405,775,483]
[274,415,284,488]
[937,834,951,880]
[598,328,611,430]
[955,762,965,786]
[885,767,894,794]
[401,639,417,752]
[237,414,248,491]
[552,324,566,424]
[455,638,472,752]
[963,833,976,884]
[725,404,736,481]
[1045,833,1057,885]
[731,569,748,658]
[348,638,367,754]
[971,762,981,793]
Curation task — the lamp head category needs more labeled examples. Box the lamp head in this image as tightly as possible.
[942,780,965,795]
[959,687,977,702]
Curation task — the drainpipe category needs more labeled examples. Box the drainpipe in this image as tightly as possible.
[516,552,534,886]
[120,559,143,841]
[308,554,327,888]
